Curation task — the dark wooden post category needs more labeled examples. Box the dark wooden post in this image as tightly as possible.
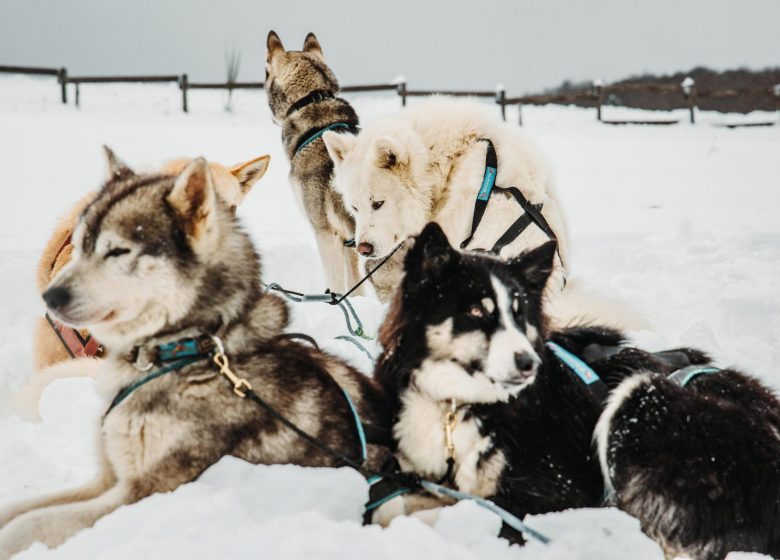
[397,80,407,107]
[682,77,696,124]
[593,80,603,122]
[496,86,506,121]
[58,68,67,104]
[774,84,780,125]
[75,83,80,108]
[517,104,523,126]
[180,74,189,113]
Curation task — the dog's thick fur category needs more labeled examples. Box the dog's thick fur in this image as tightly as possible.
[0,154,389,558]
[33,152,270,371]
[324,97,569,301]
[374,223,780,555]
[596,367,780,559]
[265,31,364,294]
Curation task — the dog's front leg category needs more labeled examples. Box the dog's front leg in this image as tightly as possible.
[0,482,127,559]
[315,231,351,294]
[0,440,115,528]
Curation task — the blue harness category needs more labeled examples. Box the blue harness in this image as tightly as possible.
[293,122,353,155]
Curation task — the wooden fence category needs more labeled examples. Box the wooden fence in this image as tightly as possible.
[1,64,778,126]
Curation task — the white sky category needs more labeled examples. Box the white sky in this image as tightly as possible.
[1,0,778,94]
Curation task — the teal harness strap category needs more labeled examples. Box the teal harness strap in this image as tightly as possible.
[340,388,368,464]
[294,122,352,155]
[105,355,208,415]
[546,341,601,385]
[667,365,721,387]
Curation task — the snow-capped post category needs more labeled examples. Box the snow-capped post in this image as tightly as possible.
[593,79,603,122]
[681,77,696,124]
[180,74,189,114]
[58,68,67,104]
[495,83,506,121]
[392,75,408,107]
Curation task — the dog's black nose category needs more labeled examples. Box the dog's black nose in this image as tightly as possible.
[43,286,72,310]
[515,352,536,374]
[357,242,374,257]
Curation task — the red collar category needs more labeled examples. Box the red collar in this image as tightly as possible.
[45,313,103,359]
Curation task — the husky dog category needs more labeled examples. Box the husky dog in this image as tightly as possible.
[33,152,270,371]
[596,364,780,559]
[0,152,390,558]
[265,31,364,294]
[323,97,569,302]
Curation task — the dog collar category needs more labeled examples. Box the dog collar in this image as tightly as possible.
[293,122,353,155]
[286,89,335,117]
[546,341,609,404]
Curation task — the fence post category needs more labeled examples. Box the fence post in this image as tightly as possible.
[75,83,80,108]
[496,85,506,121]
[180,74,188,113]
[397,80,407,107]
[517,104,523,126]
[681,77,696,124]
[593,80,603,122]
[58,68,67,104]
[773,84,780,125]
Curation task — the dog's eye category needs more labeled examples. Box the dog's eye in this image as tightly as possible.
[467,304,485,319]
[351,205,359,214]
[229,204,237,214]
[372,200,385,210]
[104,247,130,259]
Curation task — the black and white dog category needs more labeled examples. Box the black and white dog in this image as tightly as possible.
[374,222,780,558]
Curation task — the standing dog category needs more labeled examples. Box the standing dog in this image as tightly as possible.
[0,153,390,558]
[265,31,363,294]
[33,151,270,370]
[324,97,569,301]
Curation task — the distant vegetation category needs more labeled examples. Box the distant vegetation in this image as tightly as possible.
[544,67,780,113]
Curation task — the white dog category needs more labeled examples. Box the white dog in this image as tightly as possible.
[323,97,569,301]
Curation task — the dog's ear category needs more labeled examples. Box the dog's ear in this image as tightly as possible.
[303,32,324,61]
[230,154,270,195]
[167,158,219,254]
[267,30,285,62]
[374,137,408,169]
[404,222,459,289]
[102,145,134,180]
[509,241,557,293]
[323,131,355,166]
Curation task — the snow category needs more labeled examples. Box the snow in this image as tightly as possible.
[0,75,778,558]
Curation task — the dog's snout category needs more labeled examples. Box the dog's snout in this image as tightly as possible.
[43,286,72,310]
[357,242,375,257]
[514,352,537,375]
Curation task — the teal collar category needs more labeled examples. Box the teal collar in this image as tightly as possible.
[293,122,352,155]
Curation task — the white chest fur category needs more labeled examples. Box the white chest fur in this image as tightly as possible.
[394,390,505,496]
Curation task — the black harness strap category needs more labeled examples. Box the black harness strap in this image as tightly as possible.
[461,139,558,257]
[286,89,335,117]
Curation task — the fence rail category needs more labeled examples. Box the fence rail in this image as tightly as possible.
[1,64,778,125]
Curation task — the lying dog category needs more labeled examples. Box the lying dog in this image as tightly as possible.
[324,97,569,302]
[265,31,364,294]
[0,154,389,558]
[33,150,270,370]
[373,223,780,557]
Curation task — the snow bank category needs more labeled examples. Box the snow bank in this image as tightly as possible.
[0,76,778,558]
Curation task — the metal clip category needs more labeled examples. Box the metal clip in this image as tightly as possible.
[210,335,252,398]
[443,399,458,459]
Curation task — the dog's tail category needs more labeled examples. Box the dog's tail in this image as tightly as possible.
[546,277,649,332]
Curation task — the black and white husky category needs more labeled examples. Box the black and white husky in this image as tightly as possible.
[375,222,780,558]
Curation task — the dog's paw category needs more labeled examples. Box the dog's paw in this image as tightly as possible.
[371,495,407,527]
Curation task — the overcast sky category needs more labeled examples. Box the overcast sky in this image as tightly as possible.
[2,0,778,94]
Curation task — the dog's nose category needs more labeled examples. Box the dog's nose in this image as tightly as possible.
[43,286,72,310]
[357,242,375,257]
[514,352,537,375]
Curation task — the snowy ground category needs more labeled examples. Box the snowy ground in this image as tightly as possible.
[0,75,778,559]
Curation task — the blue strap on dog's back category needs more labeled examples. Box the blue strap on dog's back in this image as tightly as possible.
[340,388,368,464]
[546,341,601,385]
[667,365,721,387]
[477,165,497,201]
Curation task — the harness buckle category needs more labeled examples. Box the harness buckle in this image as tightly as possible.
[210,336,253,398]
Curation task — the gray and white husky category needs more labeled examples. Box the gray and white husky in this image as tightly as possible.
[0,150,391,558]
[265,31,365,294]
